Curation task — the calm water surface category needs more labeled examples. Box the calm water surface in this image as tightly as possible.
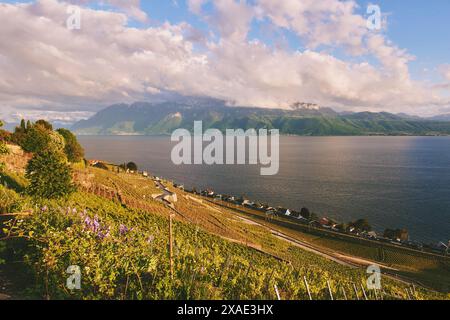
[78,136,450,244]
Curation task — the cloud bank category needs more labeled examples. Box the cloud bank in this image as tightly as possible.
[0,0,449,122]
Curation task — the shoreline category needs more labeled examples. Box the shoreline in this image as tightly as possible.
[76,133,450,137]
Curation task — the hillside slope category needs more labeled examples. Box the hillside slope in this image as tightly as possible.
[1,145,448,299]
[72,102,450,136]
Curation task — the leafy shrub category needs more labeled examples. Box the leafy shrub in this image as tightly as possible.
[0,121,8,154]
[0,170,29,192]
[126,162,138,171]
[26,150,75,199]
[47,131,66,155]
[0,121,9,172]
[57,128,84,163]
[0,123,11,143]
[35,119,53,131]
[0,185,22,214]
[12,119,65,155]
[19,125,51,153]
[0,143,9,155]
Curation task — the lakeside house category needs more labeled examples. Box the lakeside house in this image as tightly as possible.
[178,180,447,255]
[173,183,184,190]
[242,199,255,207]
[319,217,331,228]
[265,209,277,219]
[276,207,290,216]
[361,231,378,240]
[432,242,449,254]
[88,159,102,166]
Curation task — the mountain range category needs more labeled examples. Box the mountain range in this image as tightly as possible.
[69,99,450,136]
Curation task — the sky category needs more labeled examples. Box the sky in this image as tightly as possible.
[0,0,450,123]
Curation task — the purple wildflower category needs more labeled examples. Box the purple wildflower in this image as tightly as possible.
[93,219,100,232]
[80,212,111,240]
[119,224,132,236]
[83,217,93,232]
[79,209,87,219]
[97,230,107,240]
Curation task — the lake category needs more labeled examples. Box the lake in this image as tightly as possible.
[78,135,450,244]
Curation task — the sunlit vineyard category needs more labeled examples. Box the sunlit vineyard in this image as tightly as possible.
[1,189,446,300]
[0,143,448,300]
[213,198,450,292]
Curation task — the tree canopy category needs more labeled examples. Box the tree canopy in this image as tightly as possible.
[126,162,138,171]
[300,207,311,220]
[13,119,66,155]
[57,128,85,163]
[384,229,409,241]
[35,119,53,131]
[0,121,9,171]
[26,150,75,199]
[348,218,372,232]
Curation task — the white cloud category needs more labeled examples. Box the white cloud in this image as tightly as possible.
[70,0,148,22]
[209,0,255,42]
[187,0,208,15]
[0,0,448,121]
[256,0,367,52]
[440,64,450,82]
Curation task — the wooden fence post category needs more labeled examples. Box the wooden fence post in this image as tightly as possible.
[169,214,174,279]
[361,284,368,300]
[405,288,411,300]
[409,287,415,300]
[274,284,281,301]
[353,283,360,300]
[341,286,348,300]
[304,276,312,301]
[327,280,334,300]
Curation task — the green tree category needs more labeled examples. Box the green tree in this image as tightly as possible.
[349,218,372,232]
[300,207,311,220]
[35,119,53,131]
[384,229,409,241]
[26,150,75,199]
[0,121,7,148]
[309,212,318,222]
[57,128,85,162]
[47,131,66,155]
[126,162,138,171]
[17,121,65,155]
[0,121,9,171]
[12,119,28,146]
[336,223,347,232]
[21,125,51,153]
